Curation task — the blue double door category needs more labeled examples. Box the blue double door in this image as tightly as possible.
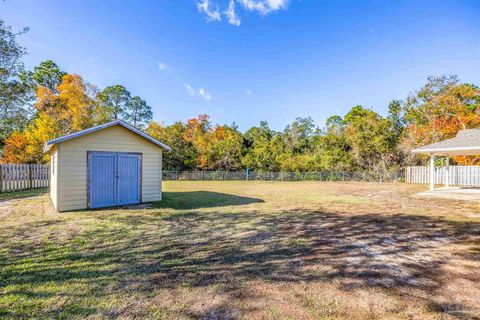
[88,152,141,208]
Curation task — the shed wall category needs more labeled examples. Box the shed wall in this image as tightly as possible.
[56,125,162,211]
[49,146,59,210]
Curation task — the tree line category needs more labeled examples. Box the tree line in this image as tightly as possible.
[1,19,480,171]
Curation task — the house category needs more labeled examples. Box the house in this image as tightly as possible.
[412,128,480,190]
[44,120,171,212]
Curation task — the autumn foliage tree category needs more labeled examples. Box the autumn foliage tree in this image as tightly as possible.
[56,74,97,131]
[1,53,155,163]
[403,75,480,165]
[202,125,243,170]
[1,132,29,163]
[2,74,97,163]
[147,115,243,171]
[146,121,198,170]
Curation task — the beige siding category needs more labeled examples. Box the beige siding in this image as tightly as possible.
[56,125,162,211]
[49,145,59,210]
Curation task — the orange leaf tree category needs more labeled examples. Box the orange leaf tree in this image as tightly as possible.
[403,76,480,165]
[2,74,99,163]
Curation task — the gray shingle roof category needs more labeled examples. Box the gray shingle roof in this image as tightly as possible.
[412,129,480,155]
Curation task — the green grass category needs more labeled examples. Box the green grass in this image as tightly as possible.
[0,181,479,319]
[0,187,48,202]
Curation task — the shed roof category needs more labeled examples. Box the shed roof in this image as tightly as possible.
[412,129,480,156]
[44,120,171,152]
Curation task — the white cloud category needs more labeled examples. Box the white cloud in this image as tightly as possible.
[196,0,289,25]
[238,0,288,15]
[198,88,212,101]
[197,0,222,22]
[184,83,196,96]
[158,62,168,70]
[225,0,241,26]
[184,84,213,101]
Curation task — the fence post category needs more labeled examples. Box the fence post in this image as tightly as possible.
[29,164,33,189]
[246,168,249,182]
[0,165,3,193]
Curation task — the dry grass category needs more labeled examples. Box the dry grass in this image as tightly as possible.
[0,181,479,319]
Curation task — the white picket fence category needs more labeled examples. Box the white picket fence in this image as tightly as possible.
[406,166,480,186]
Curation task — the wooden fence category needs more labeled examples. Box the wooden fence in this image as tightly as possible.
[0,164,50,192]
[405,166,480,186]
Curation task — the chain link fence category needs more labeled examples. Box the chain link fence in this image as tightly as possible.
[163,170,405,182]
[0,165,405,194]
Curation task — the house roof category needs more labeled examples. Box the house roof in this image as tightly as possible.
[412,129,480,156]
[44,120,171,152]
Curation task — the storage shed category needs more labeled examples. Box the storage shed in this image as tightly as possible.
[44,120,171,212]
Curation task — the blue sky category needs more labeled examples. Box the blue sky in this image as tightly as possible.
[2,0,480,131]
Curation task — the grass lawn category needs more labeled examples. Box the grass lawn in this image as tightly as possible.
[1,181,479,319]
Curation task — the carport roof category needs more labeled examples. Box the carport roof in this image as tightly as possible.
[412,129,480,156]
[44,119,171,152]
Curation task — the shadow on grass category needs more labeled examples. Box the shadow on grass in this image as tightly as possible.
[1,202,479,318]
[0,187,48,202]
[155,191,264,209]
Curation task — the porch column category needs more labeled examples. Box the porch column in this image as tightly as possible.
[445,156,450,188]
[430,154,435,191]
